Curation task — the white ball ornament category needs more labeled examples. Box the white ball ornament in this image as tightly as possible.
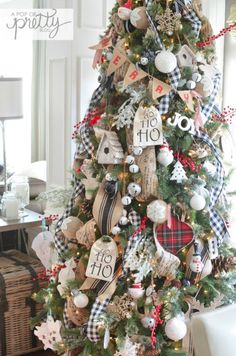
[157,147,174,167]
[119,216,129,225]
[133,146,143,156]
[190,194,206,211]
[141,316,155,328]
[165,316,187,341]
[122,195,132,206]
[192,72,202,83]
[186,80,196,90]
[127,183,142,197]
[130,7,149,29]
[73,291,89,308]
[129,164,139,173]
[140,57,149,66]
[112,226,121,235]
[147,200,168,224]
[128,287,145,300]
[126,155,135,165]
[118,7,132,20]
[155,50,177,74]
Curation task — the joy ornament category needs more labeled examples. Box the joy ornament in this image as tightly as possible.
[167,113,196,135]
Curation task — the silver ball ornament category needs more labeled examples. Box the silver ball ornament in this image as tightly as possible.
[129,164,139,173]
[119,216,129,225]
[122,195,132,206]
[133,146,143,156]
[192,72,202,83]
[127,183,142,197]
[112,226,121,235]
[186,80,196,90]
[126,155,135,165]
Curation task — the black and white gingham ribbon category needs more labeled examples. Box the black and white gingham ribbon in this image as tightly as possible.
[202,73,221,119]
[184,9,202,37]
[54,178,85,257]
[63,301,73,329]
[87,298,110,342]
[195,131,228,257]
[158,67,181,114]
[128,209,141,227]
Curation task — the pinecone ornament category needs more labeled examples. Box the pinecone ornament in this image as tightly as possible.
[212,255,236,276]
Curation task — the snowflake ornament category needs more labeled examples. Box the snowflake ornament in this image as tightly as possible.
[114,336,141,356]
[34,316,62,350]
[156,7,181,35]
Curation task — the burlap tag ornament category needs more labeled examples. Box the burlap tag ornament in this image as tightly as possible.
[75,219,96,249]
[93,183,123,235]
[67,296,89,326]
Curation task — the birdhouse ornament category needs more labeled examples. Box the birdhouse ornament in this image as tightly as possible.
[96,131,125,164]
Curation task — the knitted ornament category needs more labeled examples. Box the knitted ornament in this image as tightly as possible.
[61,216,83,239]
[130,7,149,29]
[154,50,177,74]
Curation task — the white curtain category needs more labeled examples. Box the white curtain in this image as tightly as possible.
[31,0,46,162]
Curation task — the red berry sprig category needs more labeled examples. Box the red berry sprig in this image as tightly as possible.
[72,109,103,139]
[212,106,236,124]
[174,153,202,173]
[197,22,236,48]
[45,214,59,225]
[150,305,164,350]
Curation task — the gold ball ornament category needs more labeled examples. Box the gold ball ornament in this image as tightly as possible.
[61,216,83,239]
[130,7,149,29]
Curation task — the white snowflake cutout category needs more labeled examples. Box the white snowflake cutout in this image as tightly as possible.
[34,316,62,350]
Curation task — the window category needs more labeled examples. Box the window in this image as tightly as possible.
[0,0,33,173]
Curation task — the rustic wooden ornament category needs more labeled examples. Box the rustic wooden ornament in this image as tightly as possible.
[133,106,163,147]
[81,159,100,200]
[67,296,90,326]
[61,216,83,239]
[75,219,96,249]
[176,45,195,68]
[85,237,118,282]
[156,215,194,255]
[96,131,125,164]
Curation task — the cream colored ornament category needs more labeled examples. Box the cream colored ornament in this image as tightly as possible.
[130,7,149,29]
[141,316,155,328]
[61,216,83,239]
[126,155,135,165]
[155,50,177,74]
[72,290,89,308]
[147,200,168,224]
[118,6,132,20]
[75,219,96,249]
[190,194,206,211]
[165,316,187,341]
[122,195,132,206]
[157,147,174,167]
[112,226,121,235]
[128,285,145,300]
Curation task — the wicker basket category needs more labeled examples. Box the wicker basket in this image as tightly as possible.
[0,250,45,356]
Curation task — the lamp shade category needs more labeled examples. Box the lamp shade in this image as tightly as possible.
[0,78,23,120]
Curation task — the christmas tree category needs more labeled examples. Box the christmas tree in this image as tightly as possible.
[32,1,236,355]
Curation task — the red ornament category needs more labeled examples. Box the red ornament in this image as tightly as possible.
[174,152,202,173]
[156,215,193,255]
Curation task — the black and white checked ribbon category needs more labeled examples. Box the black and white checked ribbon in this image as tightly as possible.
[184,9,202,37]
[195,131,228,258]
[54,178,85,257]
[145,0,163,49]
[158,67,181,114]
[87,298,110,342]
[202,73,221,119]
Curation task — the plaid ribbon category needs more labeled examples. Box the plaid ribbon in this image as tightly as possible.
[87,298,110,342]
[184,9,202,37]
[195,131,228,256]
[202,73,221,119]
[158,67,181,114]
[76,81,107,157]
[54,178,85,257]
[157,216,193,255]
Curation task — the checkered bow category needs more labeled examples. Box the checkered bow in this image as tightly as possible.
[158,67,181,114]
[202,73,221,119]
[195,131,228,249]
[54,177,85,257]
[87,298,110,342]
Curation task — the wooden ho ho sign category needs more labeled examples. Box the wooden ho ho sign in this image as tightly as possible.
[85,237,118,282]
[133,106,163,147]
